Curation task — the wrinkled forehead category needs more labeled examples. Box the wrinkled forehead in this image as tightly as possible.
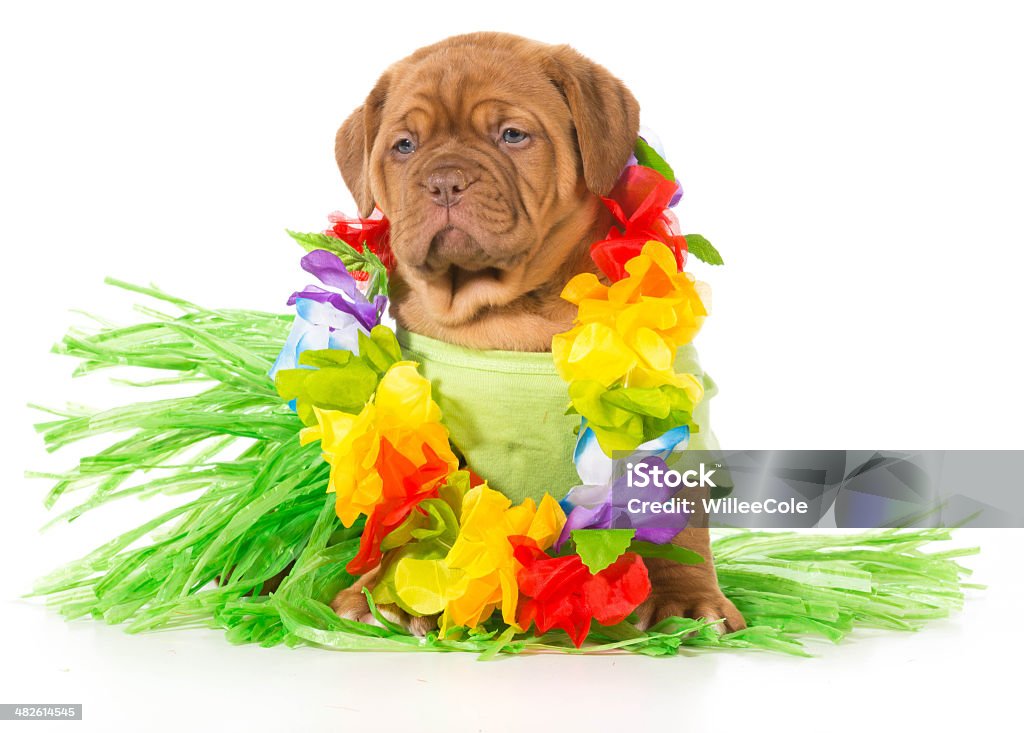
[381,50,571,140]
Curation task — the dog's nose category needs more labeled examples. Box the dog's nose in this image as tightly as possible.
[427,167,471,207]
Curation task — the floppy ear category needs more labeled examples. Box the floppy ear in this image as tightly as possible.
[335,74,391,217]
[544,45,640,196]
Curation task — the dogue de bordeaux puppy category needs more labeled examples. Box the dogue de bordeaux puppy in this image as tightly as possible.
[330,32,746,636]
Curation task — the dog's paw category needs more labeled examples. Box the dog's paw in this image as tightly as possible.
[330,583,438,637]
[633,590,746,634]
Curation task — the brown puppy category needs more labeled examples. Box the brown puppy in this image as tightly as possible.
[331,32,745,634]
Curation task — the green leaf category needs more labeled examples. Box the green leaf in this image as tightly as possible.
[358,326,402,376]
[663,385,699,412]
[628,540,704,566]
[571,529,636,574]
[634,137,675,182]
[298,349,354,369]
[603,387,672,419]
[286,230,374,273]
[298,364,378,418]
[438,470,472,518]
[410,500,460,546]
[286,230,349,254]
[274,347,384,426]
[568,381,639,453]
[569,381,699,455]
[285,230,389,298]
[684,234,724,266]
[273,326,401,426]
[646,412,695,443]
[374,496,464,616]
[379,497,460,556]
[378,479,466,552]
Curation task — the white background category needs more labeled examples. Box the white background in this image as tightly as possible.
[2,1,1022,731]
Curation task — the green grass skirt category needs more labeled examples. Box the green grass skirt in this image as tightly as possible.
[29,282,979,658]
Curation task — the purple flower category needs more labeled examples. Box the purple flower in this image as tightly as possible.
[557,424,691,547]
[288,249,388,332]
[270,250,388,378]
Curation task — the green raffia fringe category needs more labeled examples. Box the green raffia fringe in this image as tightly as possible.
[29,281,980,658]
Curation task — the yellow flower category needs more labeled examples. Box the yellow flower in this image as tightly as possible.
[300,361,458,527]
[552,322,638,388]
[553,241,709,388]
[392,558,469,616]
[439,484,565,632]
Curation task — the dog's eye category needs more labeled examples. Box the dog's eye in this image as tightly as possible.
[394,138,417,155]
[501,128,529,145]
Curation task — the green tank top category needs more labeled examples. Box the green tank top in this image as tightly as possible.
[397,328,719,504]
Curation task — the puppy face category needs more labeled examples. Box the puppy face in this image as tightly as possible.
[336,33,639,347]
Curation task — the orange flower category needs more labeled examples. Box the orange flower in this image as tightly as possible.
[300,361,458,526]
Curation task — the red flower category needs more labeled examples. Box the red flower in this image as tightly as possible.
[346,438,451,575]
[325,211,396,273]
[591,165,688,282]
[510,537,651,648]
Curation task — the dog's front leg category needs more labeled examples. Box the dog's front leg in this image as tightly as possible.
[633,500,746,633]
[330,566,439,637]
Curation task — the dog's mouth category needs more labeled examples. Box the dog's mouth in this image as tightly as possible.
[442,265,508,312]
[412,263,507,326]
[411,233,517,325]
[418,226,509,294]
[402,225,532,326]
[449,263,503,290]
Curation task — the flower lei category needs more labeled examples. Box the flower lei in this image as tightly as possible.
[272,139,723,647]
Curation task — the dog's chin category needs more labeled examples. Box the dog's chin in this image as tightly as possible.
[406,228,527,327]
[417,262,518,327]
